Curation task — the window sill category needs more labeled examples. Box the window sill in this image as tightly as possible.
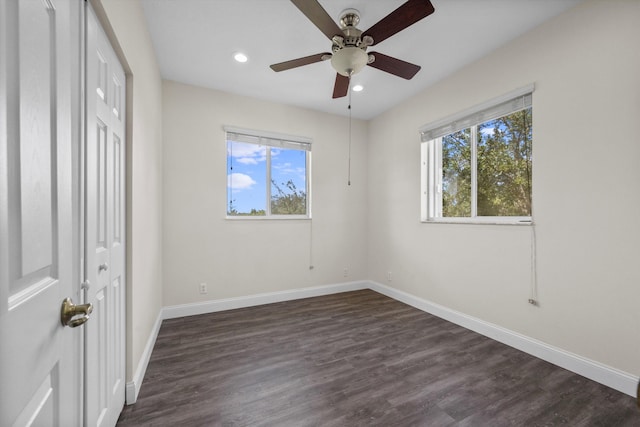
[422,217,532,226]
[226,215,311,221]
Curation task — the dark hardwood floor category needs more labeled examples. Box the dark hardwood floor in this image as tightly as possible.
[117,290,639,426]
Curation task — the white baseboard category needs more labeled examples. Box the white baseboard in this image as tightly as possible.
[126,280,638,404]
[368,280,639,398]
[162,281,369,320]
[125,310,163,405]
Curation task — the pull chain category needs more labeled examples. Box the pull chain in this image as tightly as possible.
[347,75,352,186]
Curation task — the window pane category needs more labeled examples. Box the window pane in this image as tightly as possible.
[442,129,472,217]
[477,107,532,216]
[227,140,266,216]
[270,148,306,215]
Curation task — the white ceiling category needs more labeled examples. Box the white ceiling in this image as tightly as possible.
[141,0,582,120]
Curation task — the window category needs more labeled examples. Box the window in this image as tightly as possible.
[225,127,311,218]
[421,86,533,223]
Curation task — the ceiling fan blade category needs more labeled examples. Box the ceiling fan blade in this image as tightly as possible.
[363,0,435,46]
[367,52,421,80]
[291,0,343,40]
[332,73,350,99]
[270,52,331,72]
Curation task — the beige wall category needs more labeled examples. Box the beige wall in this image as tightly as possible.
[98,0,639,392]
[367,0,640,376]
[162,81,368,306]
[97,0,164,385]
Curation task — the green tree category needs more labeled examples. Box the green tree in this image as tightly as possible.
[441,108,532,217]
[227,200,238,216]
[271,179,306,215]
[477,108,532,216]
[227,200,265,216]
[442,128,472,217]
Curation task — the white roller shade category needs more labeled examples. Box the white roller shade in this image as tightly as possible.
[420,85,534,142]
[224,126,312,151]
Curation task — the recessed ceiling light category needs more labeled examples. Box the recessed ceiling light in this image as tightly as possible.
[233,52,248,63]
[352,84,364,92]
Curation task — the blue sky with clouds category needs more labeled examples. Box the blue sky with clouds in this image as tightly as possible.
[227,141,306,214]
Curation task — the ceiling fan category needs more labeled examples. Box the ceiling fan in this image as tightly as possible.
[270,0,435,99]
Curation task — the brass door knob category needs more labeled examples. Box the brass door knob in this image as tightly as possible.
[60,298,93,328]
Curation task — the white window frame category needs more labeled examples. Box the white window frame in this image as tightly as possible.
[225,126,312,220]
[420,85,534,225]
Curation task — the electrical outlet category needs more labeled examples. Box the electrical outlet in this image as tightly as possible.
[199,283,207,294]
[343,267,348,277]
[387,271,392,282]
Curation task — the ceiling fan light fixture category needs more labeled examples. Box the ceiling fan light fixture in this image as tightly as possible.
[331,46,368,77]
[352,84,363,92]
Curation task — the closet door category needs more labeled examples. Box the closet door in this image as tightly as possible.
[0,0,82,425]
[84,4,127,426]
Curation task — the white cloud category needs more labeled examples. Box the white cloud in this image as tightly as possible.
[273,161,306,182]
[237,157,258,165]
[273,162,293,172]
[228,143,266,164]
[480,127,495,136]
[227,173,256,190]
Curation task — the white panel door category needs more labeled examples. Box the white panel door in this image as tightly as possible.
[84,4,126,427]
[0,0,82,426]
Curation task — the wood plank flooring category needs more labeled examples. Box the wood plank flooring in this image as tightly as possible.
[117,290,639,426]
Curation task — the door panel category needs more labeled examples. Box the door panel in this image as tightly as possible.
[0,0,81,425]
[17,0,54,277]
[13,0,55,296]
[84,5,126,426]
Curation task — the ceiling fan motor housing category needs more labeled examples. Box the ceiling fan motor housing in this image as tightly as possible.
[330,9,371,76]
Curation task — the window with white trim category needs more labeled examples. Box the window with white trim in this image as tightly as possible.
[226,127,311,218]
[420,87,533,223]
